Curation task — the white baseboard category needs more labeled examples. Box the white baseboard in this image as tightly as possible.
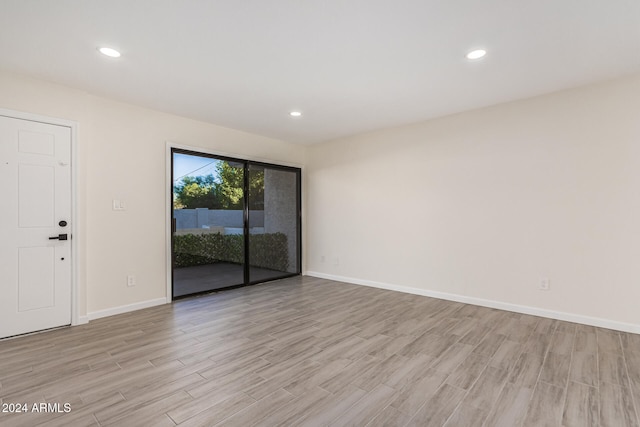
[306,271,640,335]
[87,298,167,321]
[76,315,89,325]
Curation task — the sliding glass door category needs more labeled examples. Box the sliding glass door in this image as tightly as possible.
[172,152,245,297]
[247,164,300,283]
[171,149,301,299]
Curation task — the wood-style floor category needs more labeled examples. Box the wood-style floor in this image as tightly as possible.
[1,276,639,426]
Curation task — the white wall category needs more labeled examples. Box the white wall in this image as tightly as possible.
[0,70,306,318]
[306,73,640,331]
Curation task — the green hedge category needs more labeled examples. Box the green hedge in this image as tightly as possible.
[173,232,289,272]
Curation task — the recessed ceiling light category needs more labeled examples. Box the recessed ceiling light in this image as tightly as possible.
[98,47,121,58]
[466,49,487,60]
[289,111,302,117]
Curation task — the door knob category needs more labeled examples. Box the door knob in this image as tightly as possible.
[49,234,68,241]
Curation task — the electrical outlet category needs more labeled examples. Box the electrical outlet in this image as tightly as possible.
[320,255,326,263]
[127,275,136,287]
[539,277,550,291]
[332,256,340,266]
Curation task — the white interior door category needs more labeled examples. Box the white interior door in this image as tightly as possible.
[0,115,72,339]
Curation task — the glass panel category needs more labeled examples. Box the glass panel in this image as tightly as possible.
[172,152,245,297]
[247,165,299,282]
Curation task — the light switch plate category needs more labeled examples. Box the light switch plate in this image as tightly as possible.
[113,199,125,211]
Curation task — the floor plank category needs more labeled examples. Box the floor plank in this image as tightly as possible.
[562,381,599,427]
[405,383,465,427]
[522,381,565,427]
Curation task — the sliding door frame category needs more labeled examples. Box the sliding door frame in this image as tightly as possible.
[166,143,302,301]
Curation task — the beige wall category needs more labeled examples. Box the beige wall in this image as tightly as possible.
[307,73,640,330]
[3,68,640,331]
[0,70,306,317]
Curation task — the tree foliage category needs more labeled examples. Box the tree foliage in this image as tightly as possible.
[173,161,264,210]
